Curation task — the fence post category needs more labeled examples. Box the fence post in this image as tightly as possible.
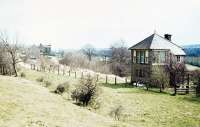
[106,75,108,84]
[57,66,60,75]
[81,72,83,79]
[75,71,76,78]
[186,74,190,94]
[125,78,127,84]
[69,70,70,76]
[115,77,117,85]
[96,74,99,81]
[63,70,65,75]
[49,66,51,72]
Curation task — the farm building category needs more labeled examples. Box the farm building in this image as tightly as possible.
[129,33,186,84]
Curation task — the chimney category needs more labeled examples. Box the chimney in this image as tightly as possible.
[164,34,172,41]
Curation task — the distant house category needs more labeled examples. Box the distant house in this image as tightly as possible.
[129,33,186,84]
[39,43,51,56]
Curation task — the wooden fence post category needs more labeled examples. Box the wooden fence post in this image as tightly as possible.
[75,71,76,78]
[186,74,190,94]
[96,74,99,81]
[57,66,60,75]
[69,70,70,76]
[81,72,83,79]
[125,78,127,84]
[106,75,108,84]
[63,70,65,75]
[115,77,117,85]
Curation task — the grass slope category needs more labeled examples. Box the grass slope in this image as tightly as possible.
[0,75,129,127]
[99,84,200,127]
[5,68,200,127]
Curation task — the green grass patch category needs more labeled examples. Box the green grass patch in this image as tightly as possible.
[17,68,200,127]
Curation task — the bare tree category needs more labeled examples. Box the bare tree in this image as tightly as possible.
[151,65,169,92]
[0,32,21,77]
[110,40,131,77]
[81,44,95,61]
[166,61,186,95]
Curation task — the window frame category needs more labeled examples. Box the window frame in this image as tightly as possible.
[135,50,148,64]
[177,56,180,62]
[153,50,167,64]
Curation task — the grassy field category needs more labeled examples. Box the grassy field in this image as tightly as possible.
[0,68,200,127]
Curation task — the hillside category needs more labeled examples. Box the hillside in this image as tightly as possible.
[0,68,200,127]
[0,75,129,127]
[183,44,200,56]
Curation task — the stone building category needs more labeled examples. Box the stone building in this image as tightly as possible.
[129,33,186,84]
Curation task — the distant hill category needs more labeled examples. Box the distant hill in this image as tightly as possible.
[183,44,200,56]
[183,44,200,49]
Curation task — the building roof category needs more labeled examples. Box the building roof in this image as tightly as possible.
[129,33,186,55]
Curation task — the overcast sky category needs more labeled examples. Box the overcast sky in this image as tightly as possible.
[0,0,200,49]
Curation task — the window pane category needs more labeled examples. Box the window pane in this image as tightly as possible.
[140,51,145,63]
[145,50,149,57]
[153,51,166,63]
[160,51,166,63]
[136,51,140,63]
[133,50,136,56]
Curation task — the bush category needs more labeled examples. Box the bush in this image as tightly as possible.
[36,77,44,82]
[71,75,98,106]
[20,72,26,77]
[109,105,124,120]
[55,84,65,94]
[44,80,52,87]
[54,81,70,94]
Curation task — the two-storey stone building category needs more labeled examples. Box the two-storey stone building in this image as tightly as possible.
[129,33,186,84]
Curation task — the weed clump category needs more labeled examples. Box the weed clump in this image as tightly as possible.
[20,72,26,78]
[36,77,44,82]
[54,82,70,94]
[44,80,52,87]
[109,105,124,120]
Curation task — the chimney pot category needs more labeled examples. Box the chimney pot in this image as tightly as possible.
[164,34,172,41]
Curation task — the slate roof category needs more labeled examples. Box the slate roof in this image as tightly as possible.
[129,33,186,55]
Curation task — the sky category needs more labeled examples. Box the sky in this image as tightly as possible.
[0,0,200,49]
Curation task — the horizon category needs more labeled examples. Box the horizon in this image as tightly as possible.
[0,0,200,49]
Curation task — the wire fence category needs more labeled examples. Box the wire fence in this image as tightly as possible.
[30,64,130,85]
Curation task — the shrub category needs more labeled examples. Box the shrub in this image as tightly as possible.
[36,77,44,82]
[44,80,52,87]
[54,81,70,94]
[71,75,98,106]
[109,105,124,120]
[20,72,26,77]
[149,65,169,92]
[55,84,65,94]
[71,89,80,102]
[89,97,101,110]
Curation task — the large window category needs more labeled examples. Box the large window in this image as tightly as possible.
[135,50,148,64]
[153,51,167,63]
[177,56,180,62]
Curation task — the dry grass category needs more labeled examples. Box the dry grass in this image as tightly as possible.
[0,75,129,127]
[1,68,199,127]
